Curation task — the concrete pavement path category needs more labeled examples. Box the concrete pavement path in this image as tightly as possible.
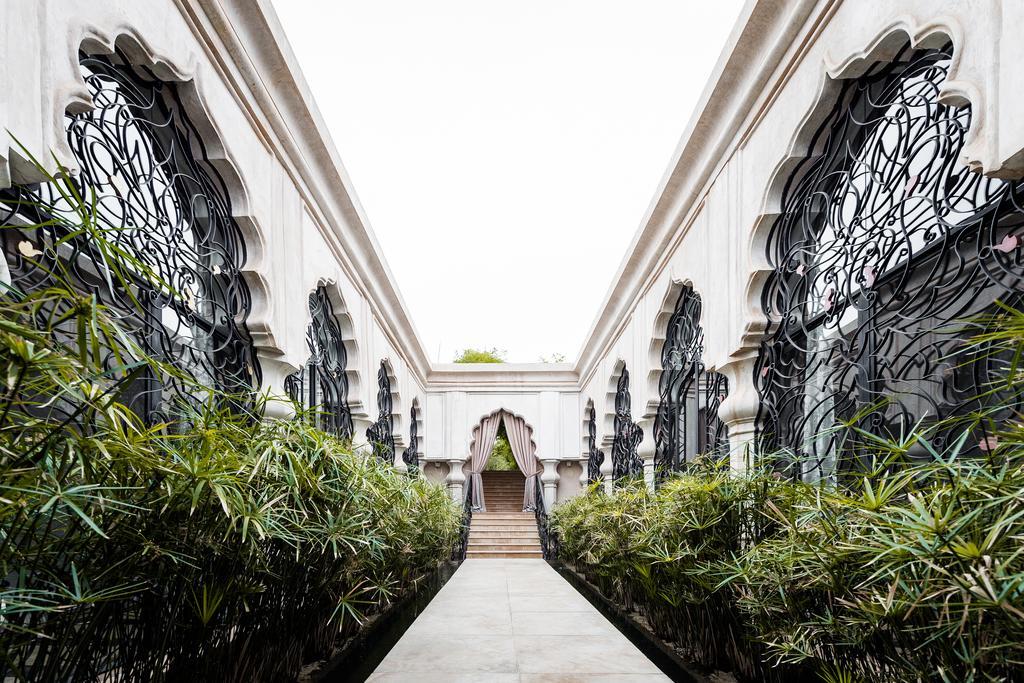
[368,558,671,683]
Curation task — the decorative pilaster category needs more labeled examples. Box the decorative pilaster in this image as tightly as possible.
[599,446,614,494]
[717,355,761,473]
[637,418,656,491]
[394,452,408,473]
[446,458,466,503]
[259,357,299,421]
[541,459,560,511]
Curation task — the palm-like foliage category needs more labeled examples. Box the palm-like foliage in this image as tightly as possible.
[0,159,460,682]
[553,308,1024,683]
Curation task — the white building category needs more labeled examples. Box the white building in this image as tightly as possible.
[2,0,1022,510]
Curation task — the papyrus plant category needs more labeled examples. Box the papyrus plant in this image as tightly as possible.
[553,307,1024,682]
[0,158,460,682]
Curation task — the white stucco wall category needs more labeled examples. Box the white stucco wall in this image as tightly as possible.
[2,0,1020,507]
[574,0,1024,474]
[0,0,430,461]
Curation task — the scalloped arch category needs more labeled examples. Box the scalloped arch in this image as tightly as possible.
[376,358,403,444]
[47,29,283,387]
[469,407,538,457]
[741,24,966,353]
[644,277,713,422]
[308,276,365,417]
[580,398,596,459]
[602,359,628,444]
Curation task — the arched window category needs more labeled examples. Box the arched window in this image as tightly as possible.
[366,360,396,463]
[653,286,729,480]
[585,401,604,485]
[1,50,259,420]
[285,285,353,439]
[611,367,643,483]
[756,43,1024,481]
[402,401,419,474]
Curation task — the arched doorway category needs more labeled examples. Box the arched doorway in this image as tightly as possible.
[466,409,542,511]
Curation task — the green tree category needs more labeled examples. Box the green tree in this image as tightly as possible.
[484,423,517,471]
[453,347,506,363]
[538,352,566,363]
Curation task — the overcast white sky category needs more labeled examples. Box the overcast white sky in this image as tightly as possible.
[270,0,745,363]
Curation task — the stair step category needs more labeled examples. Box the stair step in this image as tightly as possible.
[466,549,543,559]
[471,519,536,525]
[472,520,536,526]
[473,511,532,518]
[474,513,533,519]
[469,540,540,547]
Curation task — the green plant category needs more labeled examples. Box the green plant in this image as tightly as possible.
[552,465,807,681]
[484,424,517,471]
[453,347,505,363]
[552,307,1024,682]
[0,158,461,682]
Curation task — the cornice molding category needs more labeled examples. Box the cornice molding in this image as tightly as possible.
[426,363,579,391]
[184,0,434,381]
[573,0,826,386]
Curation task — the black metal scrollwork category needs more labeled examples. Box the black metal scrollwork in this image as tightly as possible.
[403,402,419,474]
[366,360,396,463]
[610,367,643,483]
[285,286,354,439]
[586,402,605,485]
[756,44,1024,480]
[1,51,259,420]
[653,286,729,480]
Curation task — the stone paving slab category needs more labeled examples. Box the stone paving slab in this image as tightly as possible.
[368,559,670,682]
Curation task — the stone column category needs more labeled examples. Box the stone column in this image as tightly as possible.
[599,443,614,494]
[259,357,299,421]
[578,456,589,489]
[393,439,408,474]
[446,457,466,503]
[637,418,656,491]
[540,458,560,511]
[717,356,761,474]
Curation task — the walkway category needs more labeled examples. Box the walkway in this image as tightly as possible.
[368,559,670,682]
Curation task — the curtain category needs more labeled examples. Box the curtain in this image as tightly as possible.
[467,411,501,510]
[503,412,543,511]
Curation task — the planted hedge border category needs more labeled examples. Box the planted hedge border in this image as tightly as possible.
[552,447,1024,682]
[0,167,461,681]
[552,310,1024,683]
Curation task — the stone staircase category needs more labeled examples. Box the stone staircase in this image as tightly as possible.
[467,471,542,559]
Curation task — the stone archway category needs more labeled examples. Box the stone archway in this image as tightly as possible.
[467,409,543,512]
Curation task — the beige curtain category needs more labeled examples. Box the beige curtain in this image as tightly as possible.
[467,411,501,511]
[502,412,543,511]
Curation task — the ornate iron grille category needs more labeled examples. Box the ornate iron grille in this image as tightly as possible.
[610,367,643,483]
[586,402,605,485]
[755,44,1024,481]
[402,402,419,474]
[285,286,354,439]
[653,286,729,480]
[366,360,396,463]
[0,51,259,420]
